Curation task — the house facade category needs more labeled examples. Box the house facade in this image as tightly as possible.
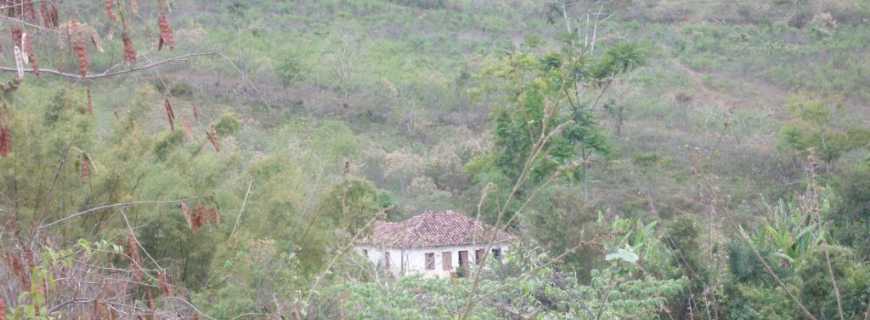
[356,210,514,278]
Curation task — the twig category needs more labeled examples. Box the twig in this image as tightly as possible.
[0,14,52,32]
[120,210,161,269]
[738,228,818,320]
[165,296,217,320]
[0,52,217,80]
[458,121,573,319]
[39,200,186,229]
[303,207,392,307]
[230,179,254,238]
[48,298,94,314]
[822,243,846,320]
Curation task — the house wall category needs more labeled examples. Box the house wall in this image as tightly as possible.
[356,244,509,278]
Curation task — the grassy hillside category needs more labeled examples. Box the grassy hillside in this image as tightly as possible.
[0,0,868,318]
[134,0,869,219]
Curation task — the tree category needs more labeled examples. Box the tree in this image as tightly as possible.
[779,95,870,166]
[467,41,643,226]
[0,3,229,315]
[831,163,870,260]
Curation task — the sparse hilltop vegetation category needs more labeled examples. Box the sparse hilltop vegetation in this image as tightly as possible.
[0,0,868,319]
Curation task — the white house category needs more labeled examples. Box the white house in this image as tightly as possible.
[355,210,515,278]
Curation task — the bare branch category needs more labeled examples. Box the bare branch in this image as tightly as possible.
[0,14,53,32]
[0,52,217,80]
[230,179,254,238]
[39,200,187,229]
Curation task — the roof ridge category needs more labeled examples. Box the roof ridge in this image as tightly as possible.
[360,210,515,249]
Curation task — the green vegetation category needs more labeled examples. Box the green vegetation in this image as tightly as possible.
[0,0,868,319]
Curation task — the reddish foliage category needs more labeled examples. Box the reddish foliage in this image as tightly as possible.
[157,14,175,50]
[127,232,143,282]
[10,27,22,49]
[22,0,36,23]
[86,88,93,114]
[157,271,173,296]
[164,98,176,131]
[22,247,34,269]
[189,204,221,233]
[0,125,11,157]
[206,126,220,152]
[190,209,204,233]
[5,252,28,287]
[104,0,116,22]
[66,21,90,78]
[39,0,48,25]
[72,32,89,78]
[40,1,59,28]
[0,297,5,320]
[93,300,117,320]
[81,154,90,180]
[122,31,136,64]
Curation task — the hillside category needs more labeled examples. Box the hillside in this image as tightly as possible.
[0,0,868,319]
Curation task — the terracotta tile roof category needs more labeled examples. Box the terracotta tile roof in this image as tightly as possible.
[359,210,515,249]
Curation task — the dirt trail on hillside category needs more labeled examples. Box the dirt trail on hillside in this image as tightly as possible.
[670,59,787,116]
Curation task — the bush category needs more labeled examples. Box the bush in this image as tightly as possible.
[276,55,306,87]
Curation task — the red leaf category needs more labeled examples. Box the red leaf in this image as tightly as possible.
[73,41,91,78]
[5,253,27,287]
[157,15,174,50]
[127,232,143,283]
[164,98,175,131]
[0,297,5,320]
[22,0,36,23]
[189,205,221,233]
[0,126,11,157]
[80,154,90,180]
[39,1,49,26]
[190,206,204,233]
[105,0,116,22]
[23,247,34,269]
[157,271,173,296]
[10,28,22,49]
[40,2,59,28]
[122,32,136,64]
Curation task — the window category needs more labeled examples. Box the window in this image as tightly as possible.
[442,251,452,270]
[425,253,435,270]
[475,249,486,265]
[384,252,391,269]
[458,250,468,268]
[492,248,502,260]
